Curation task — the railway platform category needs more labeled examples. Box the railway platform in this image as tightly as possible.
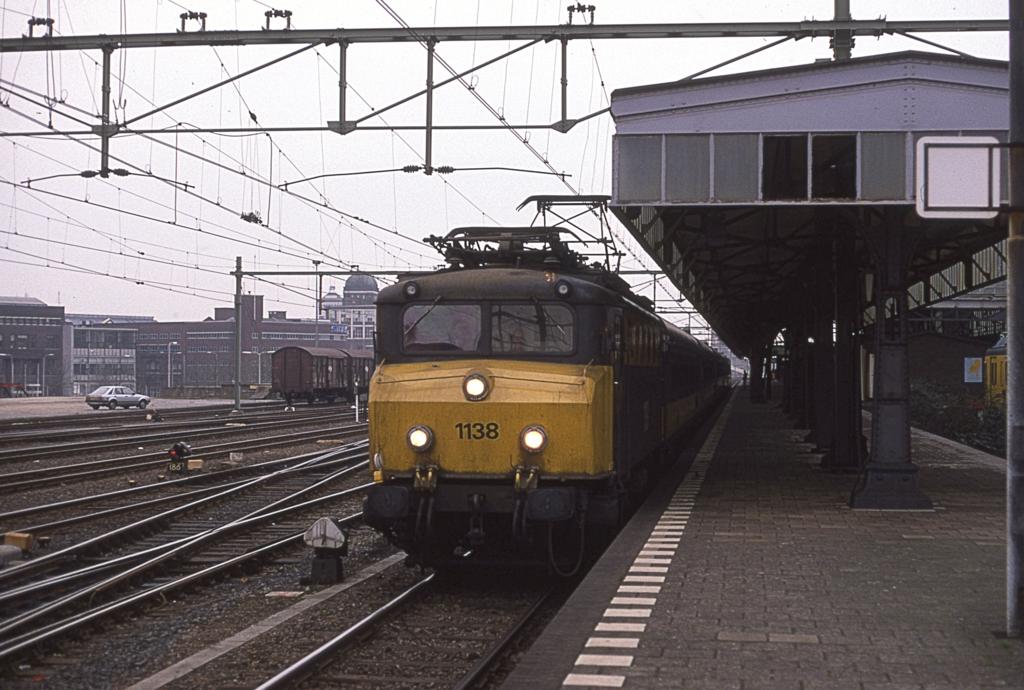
[502,389,1024,690]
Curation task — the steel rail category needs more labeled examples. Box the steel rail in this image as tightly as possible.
[11,446,368,534]
[0,461,370,611]
[0,421,366,492]
[451,588,557,690]
[0,400,279,431]
[0,535,197,606]
[0,468,372,640]
[0,405,338,445]
[0,409,345,461]
[0,441,366,587]
[0,20,1008,52]
[0,432,366,523]
[0,512,366,662]
[254,570,436,690]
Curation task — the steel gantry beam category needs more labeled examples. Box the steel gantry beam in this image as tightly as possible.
[0,20,1007,52]
[0,17,1008,178]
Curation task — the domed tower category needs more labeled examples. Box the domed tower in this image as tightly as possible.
[321,285,344,323]
[338,273,378,351]
[343,273,379,306]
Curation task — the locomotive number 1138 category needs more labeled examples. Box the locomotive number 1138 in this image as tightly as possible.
[455,422,500,440]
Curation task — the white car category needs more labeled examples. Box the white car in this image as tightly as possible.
[85,386,151,410]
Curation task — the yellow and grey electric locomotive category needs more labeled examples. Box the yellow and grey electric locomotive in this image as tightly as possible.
[364,227,729,569]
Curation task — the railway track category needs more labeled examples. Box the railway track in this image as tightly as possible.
[0,404,344,447]
[0,400,281,432]
[0,432,368,531]
[255,566,558,690]
[0,441,369,590]
[0,509,368,666]
[0,447,374,664]
[0,408,349,463]
[0,420,366,495]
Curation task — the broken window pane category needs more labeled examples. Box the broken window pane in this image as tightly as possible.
[762,135,808,200]
[812,135,857,199]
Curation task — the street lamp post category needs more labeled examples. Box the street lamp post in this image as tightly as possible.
[166,340,178,388]
[41,352,55,397]
[313,260,322,347]
[0,353,11,387]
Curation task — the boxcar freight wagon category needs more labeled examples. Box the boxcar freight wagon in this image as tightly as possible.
[271,346,371,404]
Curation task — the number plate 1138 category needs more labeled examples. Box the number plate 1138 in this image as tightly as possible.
[455,422,500,440]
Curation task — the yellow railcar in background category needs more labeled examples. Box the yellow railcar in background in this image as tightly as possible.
[985,334,1007,404]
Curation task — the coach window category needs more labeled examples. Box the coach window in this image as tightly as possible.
[491,303,574,354]
[403,304,482,353]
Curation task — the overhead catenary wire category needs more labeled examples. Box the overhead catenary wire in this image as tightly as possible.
[0,61,436,267]
[0,229,342,311]
[370,2,667,274]
[2,3,712,335]
[1,105,440,282]
[0,99,367,270]
[0,171,349,274]
[0,245,237,304]
[4,10,499,260]
[310,49,502,226]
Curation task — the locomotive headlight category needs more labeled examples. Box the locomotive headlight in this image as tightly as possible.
[555,280,572,298]
[407,425,434,452]
[403,281,420,298]
[463,373,489,401]
[520,425,547,453]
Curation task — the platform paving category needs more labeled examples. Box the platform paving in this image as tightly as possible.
[502,389,1024,690]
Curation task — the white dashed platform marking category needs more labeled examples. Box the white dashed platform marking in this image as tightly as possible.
[563,673,625,687]
[587,637,640,649]
[561,390,735,688]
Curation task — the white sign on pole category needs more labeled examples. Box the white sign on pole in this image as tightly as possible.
[915,136,1001,220]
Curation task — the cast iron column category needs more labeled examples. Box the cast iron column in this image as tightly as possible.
[750,349,765,403]
[826,229,862,471]
[1007,0,1023,638]
[782,330,795,414]
[233,256,242,413]
[850,228,931,509]
[800,322,814,430]
[810,254,835,452]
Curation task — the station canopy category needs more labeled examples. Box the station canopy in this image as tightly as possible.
[609,51,1009,355]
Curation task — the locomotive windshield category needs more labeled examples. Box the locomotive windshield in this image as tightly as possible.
[400,301,575,356]
[403,303,482,352]
[491,303,574,354]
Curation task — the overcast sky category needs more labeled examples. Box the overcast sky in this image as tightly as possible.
[0,0,1010,336]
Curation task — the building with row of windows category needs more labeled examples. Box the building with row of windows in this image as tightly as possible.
[0,274,379,397]
[0,297,71,396]
[321,273,378,350]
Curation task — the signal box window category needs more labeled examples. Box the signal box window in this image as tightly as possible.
[812,135,857,199]
[492,303,574,354]
[403,304,481,352]
[762,135,808,200]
